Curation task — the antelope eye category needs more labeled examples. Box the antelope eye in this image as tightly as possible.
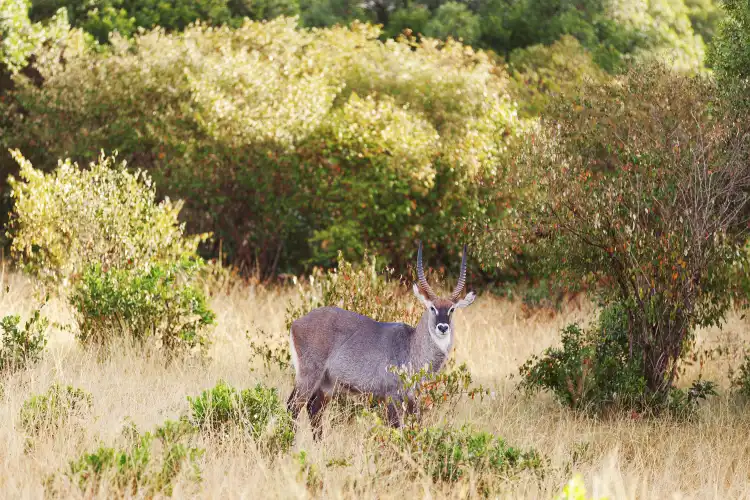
[430,306,437,314]
[449,307,455,315]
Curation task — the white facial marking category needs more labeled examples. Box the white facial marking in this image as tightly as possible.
[431,325,452,354]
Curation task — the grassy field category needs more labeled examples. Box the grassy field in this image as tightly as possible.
[2,269,750,499]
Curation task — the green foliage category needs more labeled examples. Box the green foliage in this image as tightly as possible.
[385,4,430,38]
[7,150,206,285]
[248,332,292,373]
[423,2,480,45]
[65,419,203,497]
[19,384,92,435]
[518,303,647,412]
[478,0,706,73]
[0,306,48,373]
[1,19,523,278]
[507,36,610,117]
[187,380,294,453]
[389,359,489,419]
[29,0,300,43]
[707,0,750,107]
[488,64,750,397]
[286,252,422,330]
[371,423,543,485]
[69,259,214,354]
[0,0,70,73]
[730,353,750,399]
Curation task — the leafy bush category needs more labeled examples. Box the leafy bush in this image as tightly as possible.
[64,419,203,497]
[19,384,92,435]
[187,380,294,453]
[707,0,750,108]
[507,36,610,117]
[389,359,489,419]
[423,2,481,45]
[518,303,647,412]
[1,0,70,74]
[7,150,206,285]
[371,423,543,486]
[730,353,750,399]
[519,303,718,415]
[69,259,214,354]
[29,0,300,43]
[0,306,48,373]
[1,19,522,278]
[286,252,422,330]
[485,64,750,399]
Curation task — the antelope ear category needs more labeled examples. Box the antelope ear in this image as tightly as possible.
[412,283,432,308]
[454,291,476,309]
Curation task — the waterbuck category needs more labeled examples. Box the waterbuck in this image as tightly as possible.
[286,242,476,440]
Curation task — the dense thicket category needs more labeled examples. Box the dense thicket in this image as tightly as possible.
[1,18,525,277]
[21,0,721,73]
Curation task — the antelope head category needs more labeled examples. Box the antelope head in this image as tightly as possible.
[412,242,476,352]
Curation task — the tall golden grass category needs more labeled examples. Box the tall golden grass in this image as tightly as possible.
[1,269,749,499]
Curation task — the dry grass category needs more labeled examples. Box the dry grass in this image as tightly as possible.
[2,270,750,499]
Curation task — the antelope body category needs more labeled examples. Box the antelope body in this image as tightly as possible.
[286,243,476,440]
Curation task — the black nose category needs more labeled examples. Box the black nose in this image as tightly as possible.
[437,324,448,333]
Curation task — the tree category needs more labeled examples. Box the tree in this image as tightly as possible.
[424,2,480,45]
[707,0,750,107]
[481,64,750,398]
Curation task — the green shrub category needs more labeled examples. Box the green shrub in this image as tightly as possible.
[507,35,610,117]
[69,259,214,354]
[707,0,750,108]
[1,0,70,74]
[423,2,481,45]
[518,303,647,412]
[1,19,522,278]
[187,380,294,453]
[371,423,543,485]
[519,303,717,415]
[7,150,206,285]
[19,384,92,435]
[730,353,750,399]
[389,359,489,420]
[0,306,48,373]
[65,419,203,497]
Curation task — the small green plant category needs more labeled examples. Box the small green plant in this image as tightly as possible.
[389,359,489,420]
[64,419,203,497]
[294,450,323,493]
[371,423,544,487]
[247,331,291,372]
[19,384,92,435]
[730,353,750,399]
[518,303,717,416]
[517,303,647,413]
[187,381,294,453]
[69,259,215,355]
[0,306,48,373]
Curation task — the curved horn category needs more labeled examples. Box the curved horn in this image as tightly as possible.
[451,244,468,301]
[416,241,438,301]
